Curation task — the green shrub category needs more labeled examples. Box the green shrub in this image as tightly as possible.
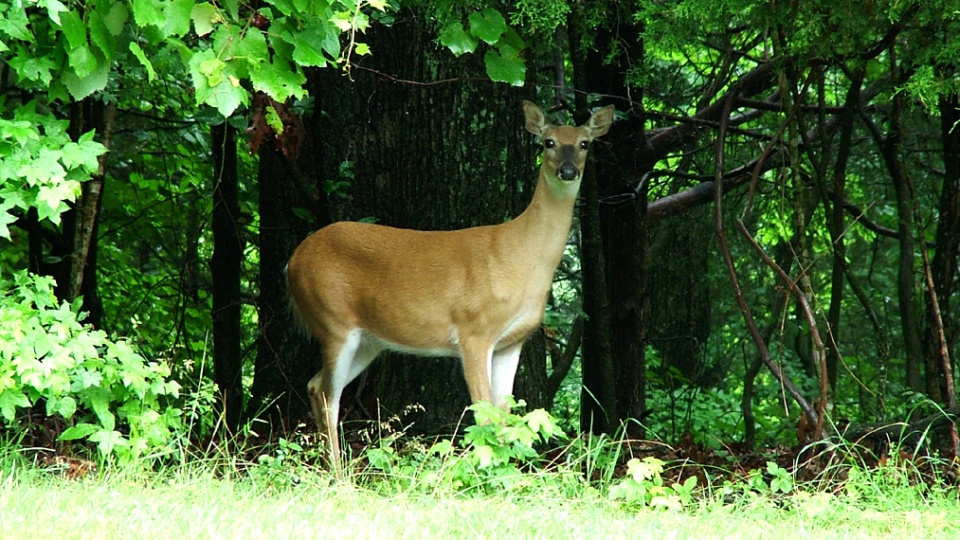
[364,399,567,493]
[0,270,183,464]
[0,102,106,239]
[608,456,698,510]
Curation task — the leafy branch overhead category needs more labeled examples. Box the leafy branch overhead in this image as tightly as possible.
[0,0,390,117]
[4,1,524,117]
[440,8,527,86]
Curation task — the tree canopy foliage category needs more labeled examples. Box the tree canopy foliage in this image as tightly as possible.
[2,0,960,461]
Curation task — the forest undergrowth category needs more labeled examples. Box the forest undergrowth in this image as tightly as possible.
[8,398,960,507]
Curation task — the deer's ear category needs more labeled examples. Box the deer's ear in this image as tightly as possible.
[584,105,615,139]
[523,101,547,137]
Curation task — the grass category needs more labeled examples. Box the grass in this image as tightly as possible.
[3,406,958,540]
[2,454,958,540]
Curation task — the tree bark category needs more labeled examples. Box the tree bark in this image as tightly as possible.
[211,122,244,432]
[47,97,114,326]
[867,88,926,396]
[250,130,325,426]
[571,13,652,436]
[568,22,618,436]
[304,10,539,436]
[930,93,960,399]
[576,150,617,435]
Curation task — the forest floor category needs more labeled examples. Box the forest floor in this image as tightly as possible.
[12,407,960,493]
[4,442,959,540]
[5,416,960,540]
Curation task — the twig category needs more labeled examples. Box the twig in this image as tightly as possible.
[712,91,820,432]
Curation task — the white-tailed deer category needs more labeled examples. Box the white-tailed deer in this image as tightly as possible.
[286,101,614,468]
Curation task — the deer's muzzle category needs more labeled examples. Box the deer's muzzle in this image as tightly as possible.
[558,162,579,181]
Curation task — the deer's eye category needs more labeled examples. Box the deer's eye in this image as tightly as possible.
[544,139,556,149]
[579,141,589,149]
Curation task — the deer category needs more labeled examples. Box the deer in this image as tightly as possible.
[286,101,615,469]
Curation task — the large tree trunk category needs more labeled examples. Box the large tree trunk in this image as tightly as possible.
[295,10,539,436]
[576,143,618,435]
[571,13,652,435]
[568,25,616,436]
[647,211,713,388]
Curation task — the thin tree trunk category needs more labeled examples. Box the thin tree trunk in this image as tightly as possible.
[59,98,115,326]
[862,79,926,397]
[250,136,323,426]
[577,151,617,436]
[211,122,244,432]
[931,92,960,396]
[823,68,863,392]
[68,103,115,304]
[569,26,617,434]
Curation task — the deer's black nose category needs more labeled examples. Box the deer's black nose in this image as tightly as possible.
[558,163,579,181]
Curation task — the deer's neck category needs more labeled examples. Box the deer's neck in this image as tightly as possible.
[508,170,579,273]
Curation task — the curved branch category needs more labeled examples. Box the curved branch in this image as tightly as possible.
[711,89,820,433]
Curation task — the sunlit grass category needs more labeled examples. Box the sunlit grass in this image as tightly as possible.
[2,451,957,540]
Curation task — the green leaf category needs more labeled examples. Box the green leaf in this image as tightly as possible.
[354,42,371,56]
[36,180,80,221]
[88,386,116,431]
[524,408,555,437]
[265,105,283,134]
[20,147,65,187]
[192,50,225,86]
[231,29,268,78]
[0,119,38,145]
[164,0,194,38]
[59,9,87,49]
[7,46,55,85]
[288,26,332,67]
[468,8,507,45]
[499,27,527,52]
[58,422,99,441]
[439,22,477,57]
[101,3,129,36]
[191,3,218,37]
[90,429,130,456]
[0,4,33,42]
[72,368,103,390]
[473,444,494,467]
[68,45,98,79]
[47,394,77,419]
[131,0,165,29]
[484,45,525,86]
[88,12,118,60]
[61,135,107,172]
[129,42,157,82]
[0,205,17,240]
[220,0,239,20]
[331,11,356,32]
[38,0,69,25]
[271,0,295,16]
[62,49,110,99]
[199,74,249,117]
[249,59,306,102]
[0,389,31,421]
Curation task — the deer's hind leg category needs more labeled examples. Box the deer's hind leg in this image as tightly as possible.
[308,329,380,469]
